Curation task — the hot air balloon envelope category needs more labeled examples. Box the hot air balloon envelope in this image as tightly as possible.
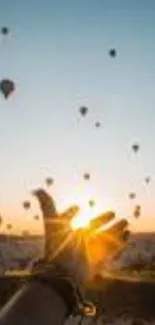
[1,27,9,35]
[133,204,141,218]
[83,173,90,180]
[79,106,88,116]
[88,199,95,207]
[23,201,31,210]
[45,177,54,186]
[22,230,30,237]
[7,224,12,230]
[34,215,39,221]
[132,143,140,153]
[129,192,136,200]
[145,176,151,184]
[135,205,141,210]
[95,122,101,128]
[0,79,15,99]
[134,209,140,218]
[109,49,117,57]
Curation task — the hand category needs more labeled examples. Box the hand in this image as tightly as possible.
[33,189,130,284]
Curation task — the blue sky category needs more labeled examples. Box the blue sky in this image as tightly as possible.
[0,0,155,233]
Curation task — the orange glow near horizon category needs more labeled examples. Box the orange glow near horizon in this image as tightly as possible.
[0,184,155,235]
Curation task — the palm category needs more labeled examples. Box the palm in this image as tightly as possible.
[33,189,129,280]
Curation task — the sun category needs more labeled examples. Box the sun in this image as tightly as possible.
[71,208,95,230]
[70,193,114,231]
[57,183,114,231]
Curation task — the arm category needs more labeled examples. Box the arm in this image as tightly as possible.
[0,282,67,325]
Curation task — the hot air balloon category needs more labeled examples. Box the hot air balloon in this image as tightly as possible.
[45,177,54,187]
[79,106,88,117]
[109,48,117,58]
[95,122,101,128]
[23,201,31,210]
[83,173,90,180]
[132,143,140,153]
[133,205,141,219]
[1,27,9,35]
[88,199,95,207]
[0,79,15,99]
[34,215,39,221]
[129,192,136,200]
[7,224,12,230]
[22,230,30,237]
[134,210,140,218]
[145,176,151,184]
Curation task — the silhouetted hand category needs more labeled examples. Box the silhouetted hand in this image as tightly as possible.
[33,189,130,284]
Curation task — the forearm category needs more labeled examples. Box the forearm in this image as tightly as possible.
[0,282,67,325]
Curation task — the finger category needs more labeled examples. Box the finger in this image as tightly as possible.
[97,228,130,251]
[120,229,130,242]
[97,219,128,246]
[60,205,80,221]
[32,188,58,260]
[110,229,130,249]
[106,219,128,236]
[86,222,130,266]
[32,188,57,220]
[89,211,115,230]
[110,229,131,252]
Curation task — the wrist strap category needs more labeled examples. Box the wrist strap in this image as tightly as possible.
[31,273,79,317]
[29,260,97,319]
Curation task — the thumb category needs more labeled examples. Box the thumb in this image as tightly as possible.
[32,188,58,260]
[32,188,57,220]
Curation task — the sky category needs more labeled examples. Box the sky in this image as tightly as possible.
[0,0,155,234]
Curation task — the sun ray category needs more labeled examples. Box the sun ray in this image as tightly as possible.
[49,231,74,261]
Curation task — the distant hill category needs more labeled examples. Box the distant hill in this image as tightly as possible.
[0,234,44,273]
[0,232,155,275]
[103,232,155,272]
